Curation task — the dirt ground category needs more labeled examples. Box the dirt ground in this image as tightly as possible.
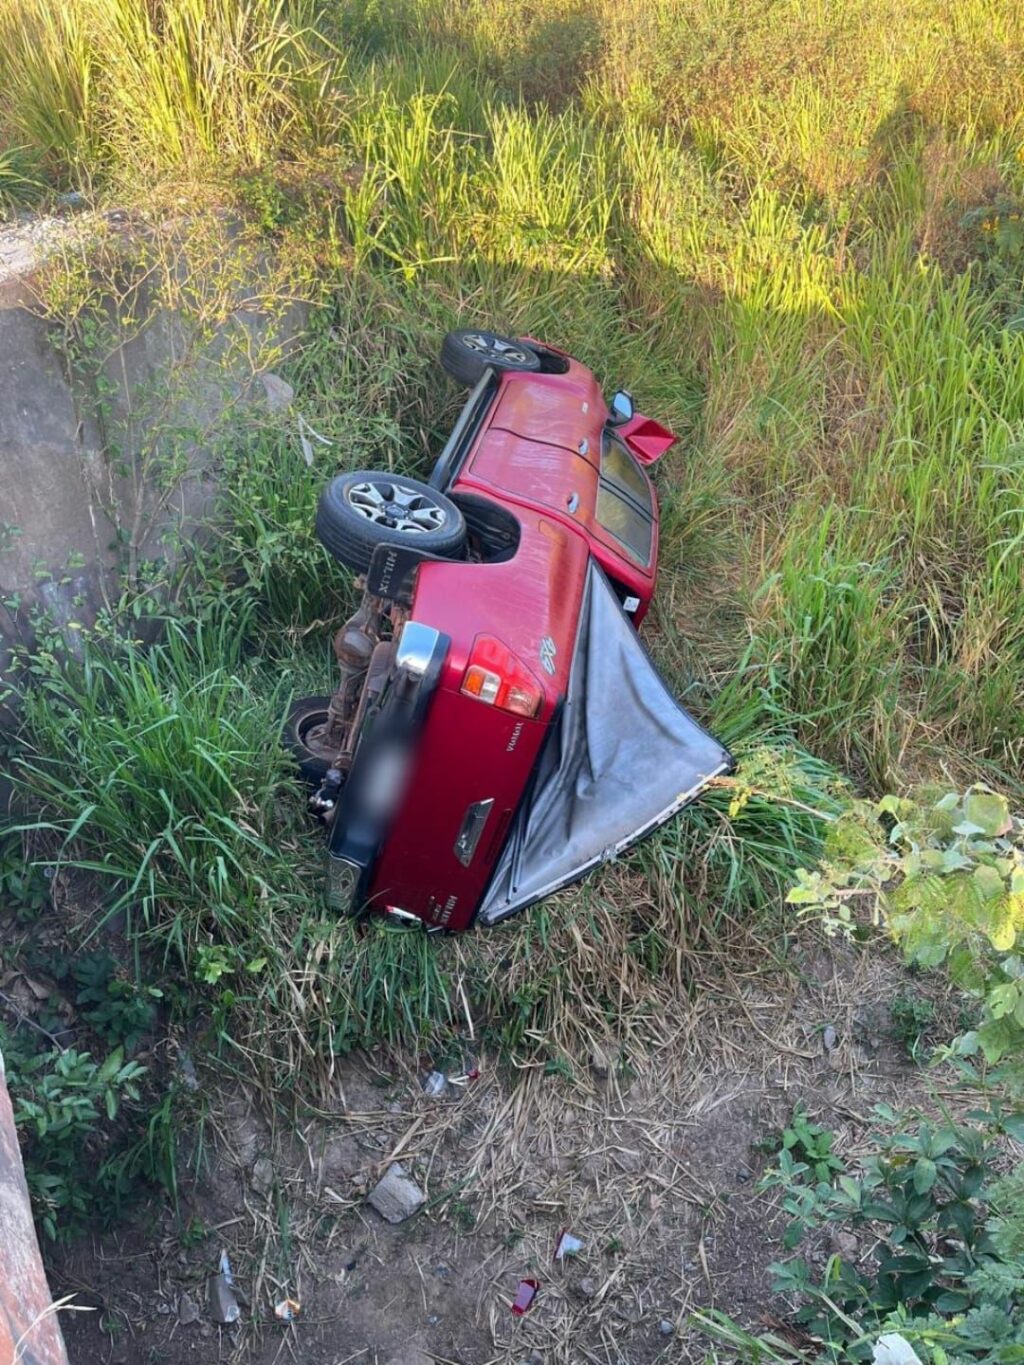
[45,934,964,1365]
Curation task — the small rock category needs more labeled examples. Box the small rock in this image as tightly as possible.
[427,1314,441,1326]
[832,1229,860,1260]
[177,1292,200,1326]
[259,372,294,411]
[658,1319,675,1337]
[434,1263,452,1280]
[156,1302,172,1316]
[823,1025,839,1051]
[368,1162,426,1224]
[387,1101,403,1114]
[577,1276,598,1299]
[250,1156,274,1196]
[735,1165,752,1182]
[590,1045,613,1080]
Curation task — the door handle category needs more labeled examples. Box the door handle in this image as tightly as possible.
[566,492,580,513]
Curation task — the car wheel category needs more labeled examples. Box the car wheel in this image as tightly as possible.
[441,329,541,387]
[315,471,467,574]
[285,694,339,783]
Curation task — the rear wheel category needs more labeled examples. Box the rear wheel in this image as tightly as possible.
[316,471,466,573]
[285,694,338,783]
[440,329,541,387]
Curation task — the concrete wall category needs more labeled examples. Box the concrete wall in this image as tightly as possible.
[0,222,306,725]
[0,276,111,663]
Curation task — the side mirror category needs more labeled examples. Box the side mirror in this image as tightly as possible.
[609,390,634,425]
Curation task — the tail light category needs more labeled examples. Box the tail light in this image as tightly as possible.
[461,636,543,717]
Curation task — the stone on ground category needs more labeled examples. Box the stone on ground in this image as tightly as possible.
[368,1162,426,1224]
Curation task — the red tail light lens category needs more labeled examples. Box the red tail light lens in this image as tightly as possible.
[461,636,543,717]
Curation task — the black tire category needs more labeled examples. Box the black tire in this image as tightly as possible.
[440,329,541,387]
[285,695,337,783]
[315,471,466,574]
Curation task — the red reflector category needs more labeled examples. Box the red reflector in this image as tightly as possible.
[460,636,543,717]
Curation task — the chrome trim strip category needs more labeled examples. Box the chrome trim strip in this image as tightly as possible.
[454,797,495,867]
[395,621,443,678]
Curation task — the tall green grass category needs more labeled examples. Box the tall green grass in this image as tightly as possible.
[11,599,838,1086]
[5,0,1024,1090]
[0,0,337,182]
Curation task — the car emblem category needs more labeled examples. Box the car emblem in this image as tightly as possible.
[539,636,557,675]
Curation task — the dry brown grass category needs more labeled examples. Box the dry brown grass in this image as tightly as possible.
[46,921,976,1365]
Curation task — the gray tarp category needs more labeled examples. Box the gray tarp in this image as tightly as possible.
[478,562,733,926]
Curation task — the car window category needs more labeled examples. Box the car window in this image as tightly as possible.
[595,433,653,565]
[601,434,651,506]
[596,484,653,564]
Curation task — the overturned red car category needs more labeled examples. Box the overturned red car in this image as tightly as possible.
[285,330,732,931]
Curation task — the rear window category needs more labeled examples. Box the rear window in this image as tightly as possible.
[595,434,653,565]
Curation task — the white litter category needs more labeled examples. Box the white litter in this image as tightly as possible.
[873,1333,924,1365]
[297,413,332,466]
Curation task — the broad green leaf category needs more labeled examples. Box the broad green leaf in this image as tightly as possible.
[839,1176,861,1204]
[913,1158,937,1194]
[988,982,1022,1019]
[978,1023,1011,1064]
[973,862,1005,901]
[96,1047,124,1084]
[963,791,1012,838]
[934,1290,972,1312]
[988,909,1017,952]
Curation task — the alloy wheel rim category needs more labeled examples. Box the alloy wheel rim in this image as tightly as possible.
[461,332,531,365]
[347,481,447,534]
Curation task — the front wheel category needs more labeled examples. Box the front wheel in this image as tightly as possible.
[440,329,541,387]
[284,694,338,783]
[315,471,467,573]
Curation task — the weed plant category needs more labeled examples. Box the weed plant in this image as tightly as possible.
[2,0,1024,1224]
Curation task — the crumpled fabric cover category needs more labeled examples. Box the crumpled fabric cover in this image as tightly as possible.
[478,562,733,925]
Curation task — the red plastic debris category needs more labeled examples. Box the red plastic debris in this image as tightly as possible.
[511,1279,540,1315]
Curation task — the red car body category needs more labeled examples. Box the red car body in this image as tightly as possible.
[319,337,731,931]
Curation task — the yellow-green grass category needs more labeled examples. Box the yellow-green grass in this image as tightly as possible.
[6,0,1017,785]
[3,0,1024,1091]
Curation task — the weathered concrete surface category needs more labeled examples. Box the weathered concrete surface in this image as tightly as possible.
[0,217,307,723]
[0,277,110,649]
[0,1048,70,1365]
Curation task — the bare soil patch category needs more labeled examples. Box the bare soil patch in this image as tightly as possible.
[44,932,963,1365]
